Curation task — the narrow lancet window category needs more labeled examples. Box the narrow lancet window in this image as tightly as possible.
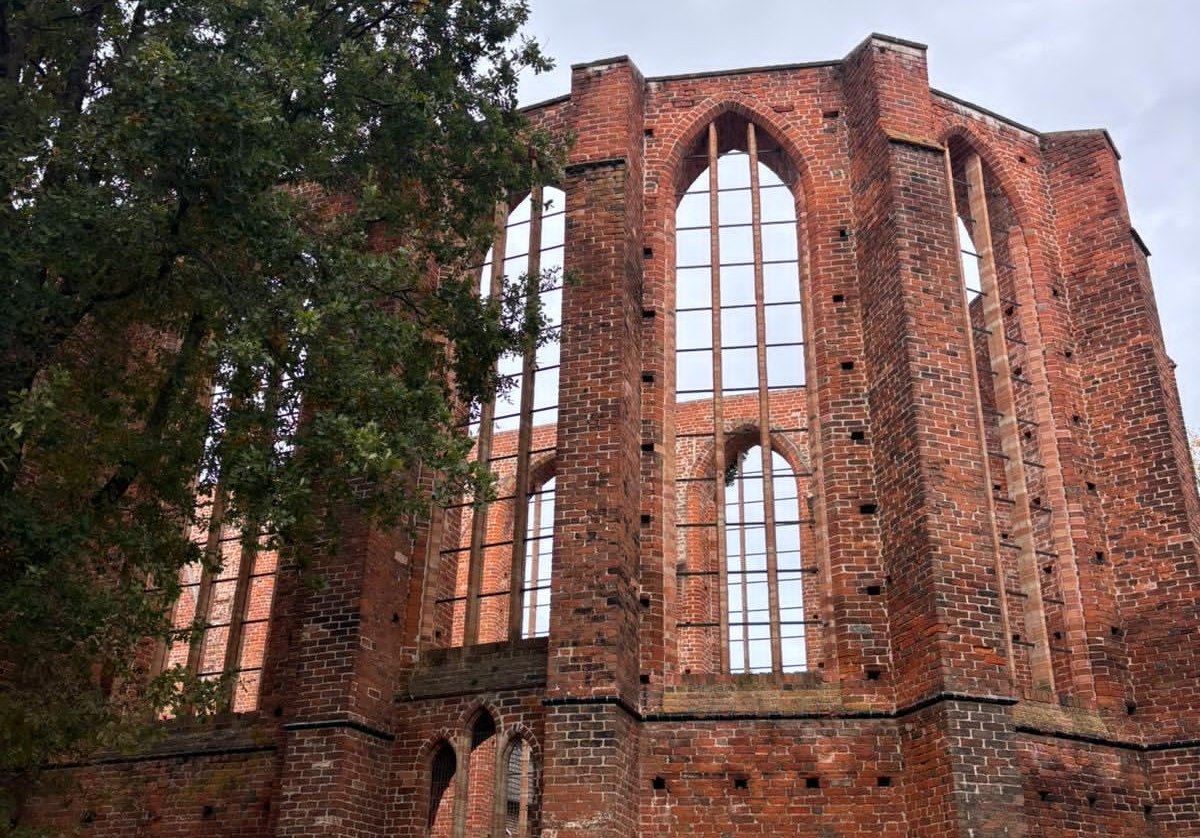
[949,142,1057,697]
[503,739,537,838]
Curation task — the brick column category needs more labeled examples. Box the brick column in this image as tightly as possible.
[844,33,1013,707]
[1045,130,1200,742]
[263,512,410,836]
[539,57,645,838]
[844,35,1024,837]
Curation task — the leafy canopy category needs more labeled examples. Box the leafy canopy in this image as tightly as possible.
[0,0,557,771]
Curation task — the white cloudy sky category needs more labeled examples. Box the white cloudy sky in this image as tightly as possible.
[514,0,1200,432]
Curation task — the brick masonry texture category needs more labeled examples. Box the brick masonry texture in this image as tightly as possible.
[15,33,1200,838]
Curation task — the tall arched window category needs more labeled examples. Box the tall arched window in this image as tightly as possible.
[949,140,1058,697]
[673,112,814,675]
[431,188,564,648]
[161,371,289,712]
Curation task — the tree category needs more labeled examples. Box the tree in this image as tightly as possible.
[0,0,557,777]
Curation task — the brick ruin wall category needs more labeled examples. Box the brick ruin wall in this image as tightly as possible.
[16,34,1200,838]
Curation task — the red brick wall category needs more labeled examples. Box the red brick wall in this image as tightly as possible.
[18,33,1200,838]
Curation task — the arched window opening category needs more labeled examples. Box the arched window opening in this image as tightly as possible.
[949,141,1058,697]
[673,112,813,676]
[503,739,537,838]
[465,713,497,837]
[726,445,807,673]
[429,742,457,837]
[433,188,564,648]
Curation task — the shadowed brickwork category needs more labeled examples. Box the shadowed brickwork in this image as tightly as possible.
[16,33,1200,838]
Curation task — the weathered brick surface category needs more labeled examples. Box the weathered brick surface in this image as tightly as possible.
[18,33,1200,838]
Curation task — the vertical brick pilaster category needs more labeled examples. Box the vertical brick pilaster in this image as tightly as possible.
[275,727,393,838]
[265,510,411,834]
[844,35,1013,706]
[900,700,1026,838]
[540,56,645,838]
[547,54,644,703]
[1045,131,1200,741]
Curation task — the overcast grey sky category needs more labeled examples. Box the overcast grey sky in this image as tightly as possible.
[514,0,1200,432]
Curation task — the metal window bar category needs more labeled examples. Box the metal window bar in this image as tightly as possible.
[682,182,790,196]
[676,427,807,439]
[506,184,544,641]
[677,300,802,313]
[676,471,815,481]
[676,385,806,396]
[683,148,782,160]
[676,257,800,270]
[678,519,813,528]
[677,218,797,232]
[439,531,552,557]
[678,340,805,353]
[440,484,555,511]
[503,207,566,227]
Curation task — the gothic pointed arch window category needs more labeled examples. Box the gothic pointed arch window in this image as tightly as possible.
[465,711,497,837]
[501,736,538,838]
[947,138,1060,697]
[160,367,292,712]
[428,741,457,837]
[429,187,564,649]
[672,111,818,675]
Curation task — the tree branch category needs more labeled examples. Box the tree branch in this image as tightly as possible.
[91,309,209,511]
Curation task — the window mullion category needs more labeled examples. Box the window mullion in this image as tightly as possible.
[186,490,226,675]
[707,122,731,672]
[507,185,543,642]
[464,202,509,646]
[747,123,784,673]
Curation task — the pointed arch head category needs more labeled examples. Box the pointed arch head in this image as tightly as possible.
[499,728,541,838]
[667,99,809,206]
[720,425,810,479]
[462,703,499,749]
[942,126,1034,236]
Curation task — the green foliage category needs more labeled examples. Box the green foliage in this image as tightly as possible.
[0,0,558,778]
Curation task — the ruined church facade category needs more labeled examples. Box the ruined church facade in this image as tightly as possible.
[27,33,1200,838]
